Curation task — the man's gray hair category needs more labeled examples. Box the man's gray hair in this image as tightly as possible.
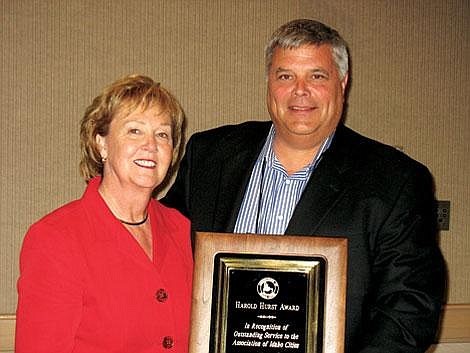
[265,19,349,79]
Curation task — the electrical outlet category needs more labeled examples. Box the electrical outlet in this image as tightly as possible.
[436,200,450,231]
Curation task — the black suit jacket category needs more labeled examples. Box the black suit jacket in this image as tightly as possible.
[163,121,445,353]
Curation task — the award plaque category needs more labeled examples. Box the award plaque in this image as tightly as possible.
[189,232,347,353]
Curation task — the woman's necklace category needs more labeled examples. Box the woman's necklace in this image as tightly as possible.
[117,213,148,226]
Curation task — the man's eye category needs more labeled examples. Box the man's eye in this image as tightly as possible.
[278,74,291,80]
[312,73,327,80]
[129,129,140,134]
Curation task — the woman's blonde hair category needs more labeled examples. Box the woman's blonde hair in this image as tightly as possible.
[79,74,185,183]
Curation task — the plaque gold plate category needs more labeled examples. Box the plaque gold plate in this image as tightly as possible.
[189,232,347,353]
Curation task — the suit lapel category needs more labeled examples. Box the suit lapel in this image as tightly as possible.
[205,122,357,236]
[210,122,271,232]
[220,149,260,232]
[286,156,345,235]
[286,125,355,236]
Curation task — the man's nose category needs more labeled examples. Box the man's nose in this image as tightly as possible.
[293,79,309,96]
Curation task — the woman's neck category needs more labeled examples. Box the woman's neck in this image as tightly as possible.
[98,182,151,223]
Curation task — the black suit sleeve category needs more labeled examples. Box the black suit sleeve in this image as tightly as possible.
[358,164,446,353]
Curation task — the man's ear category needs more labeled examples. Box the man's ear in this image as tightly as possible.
[341,73,349,94]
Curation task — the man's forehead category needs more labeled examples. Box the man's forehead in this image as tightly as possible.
[270,45,335,68]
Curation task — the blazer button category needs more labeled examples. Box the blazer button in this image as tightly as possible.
[155,288,168,302]
[162,335,174,349]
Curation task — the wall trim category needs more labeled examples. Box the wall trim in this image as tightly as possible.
[1,304,469,350]
[436,304,470,343]
[0,314,15,352]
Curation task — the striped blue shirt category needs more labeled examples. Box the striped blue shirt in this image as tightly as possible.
[234,125,334,235]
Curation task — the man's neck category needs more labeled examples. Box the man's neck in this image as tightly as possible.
[270,127,337,175]
[272,138,320,175]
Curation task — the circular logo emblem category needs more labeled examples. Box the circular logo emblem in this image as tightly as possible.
[257,277,279,300]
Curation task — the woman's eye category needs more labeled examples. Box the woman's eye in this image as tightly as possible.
[129,128,140,134]
[157,132,170,139]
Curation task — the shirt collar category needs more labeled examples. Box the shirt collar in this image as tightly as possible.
[259,124,335,174]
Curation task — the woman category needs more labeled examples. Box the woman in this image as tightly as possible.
[16,74,193,353]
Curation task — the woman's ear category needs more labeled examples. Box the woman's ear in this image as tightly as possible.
[95,134,107,159]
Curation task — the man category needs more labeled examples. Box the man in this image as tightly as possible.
[163,19,445,352]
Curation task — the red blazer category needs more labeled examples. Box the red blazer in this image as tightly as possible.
[16,177,193,353]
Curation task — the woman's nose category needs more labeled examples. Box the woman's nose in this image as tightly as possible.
[143,135,158,151]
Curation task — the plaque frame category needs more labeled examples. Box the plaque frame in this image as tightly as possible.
[189,232,347,353]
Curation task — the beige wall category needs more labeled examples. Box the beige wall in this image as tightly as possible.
[1,0,468,317]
